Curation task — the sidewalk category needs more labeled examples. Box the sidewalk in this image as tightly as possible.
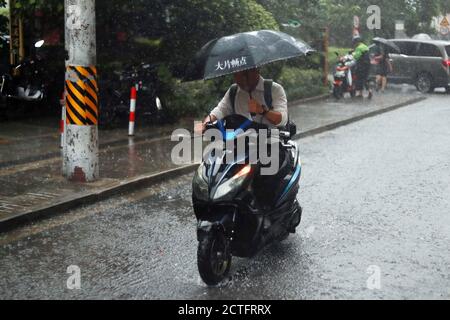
[0,88,426,230]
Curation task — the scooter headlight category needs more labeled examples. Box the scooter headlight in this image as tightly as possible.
[193,165,208,201]
[213,165,252,201]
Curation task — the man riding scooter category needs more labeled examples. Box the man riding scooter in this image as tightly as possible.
[195,67,291,198]
[193,67,302,285]
[196,68,287,132]
[188,30,310,285]
[195,67,292,201]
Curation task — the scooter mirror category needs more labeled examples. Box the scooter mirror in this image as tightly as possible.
[35,40,45,48]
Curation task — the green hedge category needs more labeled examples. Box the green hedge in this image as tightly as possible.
[162,80,219,122]
[278,67,328,101]
[163,67,327,122]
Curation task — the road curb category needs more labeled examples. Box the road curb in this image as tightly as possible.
[0,96,426,232]
[292,96,427,140]
[0,164,198,233]
[288,93,330,107]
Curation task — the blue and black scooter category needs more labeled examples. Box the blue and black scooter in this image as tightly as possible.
[192,114,302,285]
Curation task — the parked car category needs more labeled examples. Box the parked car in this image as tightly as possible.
[374,39,450,93]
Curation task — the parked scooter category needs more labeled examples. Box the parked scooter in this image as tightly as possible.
[0,40,47,104]
[99,62,164,128]
[332,51,357,100]
[192,114,303,285]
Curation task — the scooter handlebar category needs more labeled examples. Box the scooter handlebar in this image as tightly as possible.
[203,120,270,137]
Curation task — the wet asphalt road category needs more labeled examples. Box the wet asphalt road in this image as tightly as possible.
[0,94,449,300]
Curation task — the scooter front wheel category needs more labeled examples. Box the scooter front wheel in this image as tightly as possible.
[197,230,231,286]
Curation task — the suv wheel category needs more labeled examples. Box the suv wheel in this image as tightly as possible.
[415,73,434,94]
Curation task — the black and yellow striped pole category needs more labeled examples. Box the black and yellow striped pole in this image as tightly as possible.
[65,66,99,126]
[63,0,99,182]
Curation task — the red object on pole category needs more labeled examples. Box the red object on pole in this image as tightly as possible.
[130,86,137,100]
[353,16,360,37]
[129,86,137,136]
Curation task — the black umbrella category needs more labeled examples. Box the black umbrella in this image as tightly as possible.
[372,37,401,54]
[184,29,315,81]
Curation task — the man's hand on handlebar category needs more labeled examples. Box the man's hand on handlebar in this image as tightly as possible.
[248,99,264,115]
[194,122,205,135]
[195,114,218,134]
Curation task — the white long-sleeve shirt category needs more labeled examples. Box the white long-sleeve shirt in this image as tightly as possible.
[210,76,288,128]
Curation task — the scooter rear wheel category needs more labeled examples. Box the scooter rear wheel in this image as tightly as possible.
[197,230,231,286]
[333,85,343,100]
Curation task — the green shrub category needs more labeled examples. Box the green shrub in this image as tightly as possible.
[162,80,220,123]
[284,52,323,71]
[278,67,328,101]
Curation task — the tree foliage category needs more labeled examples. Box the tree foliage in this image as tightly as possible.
[91,0,279,78]
[6,0,279,74]
[255,0,328,42]
[6,0,449,64]
[0,0,8,33]
[11,0,63,14]
[322,0,446,46]
[164,0,278,76]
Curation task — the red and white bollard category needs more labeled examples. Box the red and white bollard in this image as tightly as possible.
[60,92,66,148]
[128,86,137,136]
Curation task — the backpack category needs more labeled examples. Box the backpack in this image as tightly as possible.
[228,80,297,136]
[357,44,371,67]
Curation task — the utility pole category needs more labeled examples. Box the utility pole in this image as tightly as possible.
[323,27,329,87]
[63,0,99,182]
[9,0,19,66]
